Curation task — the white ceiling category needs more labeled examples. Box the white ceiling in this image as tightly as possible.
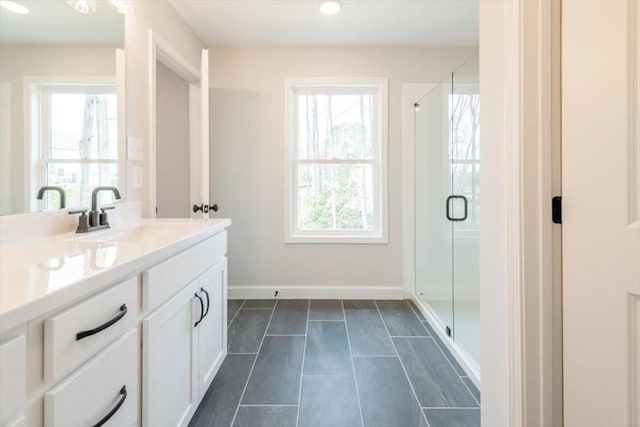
[0,1,124,45]
[169,0,478,47]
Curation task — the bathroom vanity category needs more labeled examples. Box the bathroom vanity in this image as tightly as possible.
[0,217,230,427]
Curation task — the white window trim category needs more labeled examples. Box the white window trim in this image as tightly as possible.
[283,77,389,244]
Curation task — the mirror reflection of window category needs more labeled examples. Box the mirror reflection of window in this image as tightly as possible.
[31,83,120,210]
[0,0,124,215]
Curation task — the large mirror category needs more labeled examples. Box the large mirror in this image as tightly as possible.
[0,0,125,215]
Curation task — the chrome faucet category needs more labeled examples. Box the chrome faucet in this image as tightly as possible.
[36,186,66,209]
[69,186,121,233]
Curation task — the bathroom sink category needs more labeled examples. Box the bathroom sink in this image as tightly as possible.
[68,223,189,244]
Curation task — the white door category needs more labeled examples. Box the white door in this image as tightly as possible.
[195,258,227,395]
[142,283,201,427]
[562,2,640,427]
[189,49,212,219]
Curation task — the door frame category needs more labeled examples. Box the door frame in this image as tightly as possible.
[402,2,561,424]
[478,1,561,426]
[148,30,208,219]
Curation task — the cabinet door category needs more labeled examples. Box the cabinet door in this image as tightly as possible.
[143,282,202,427]
[195,258,227,396]
[0,335,26,425]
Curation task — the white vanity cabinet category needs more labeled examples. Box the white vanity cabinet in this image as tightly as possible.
[0,222,230,427]
[143,283,200,427]
[195,259,227,396]
[142,237,228,427]
[0,335,27,425]
[44,330,138,427]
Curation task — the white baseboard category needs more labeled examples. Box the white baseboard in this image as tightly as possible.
[228,285,404,300]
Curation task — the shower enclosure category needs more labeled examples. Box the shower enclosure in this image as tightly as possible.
[414,57,480,374]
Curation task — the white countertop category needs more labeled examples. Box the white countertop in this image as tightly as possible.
[0,218,231,335]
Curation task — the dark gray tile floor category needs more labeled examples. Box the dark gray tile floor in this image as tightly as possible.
[190,299,480,427]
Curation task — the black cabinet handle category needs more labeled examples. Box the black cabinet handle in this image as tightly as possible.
[446,195,468,222]
[76,305,128,341]
[92,385,127,427]
[209,204,219,212]
[200,287,210,320]
[194,293,205,327]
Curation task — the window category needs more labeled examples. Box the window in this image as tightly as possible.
[285,78,388,243]
[29,82,121,210]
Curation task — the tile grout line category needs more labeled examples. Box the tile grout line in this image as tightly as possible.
[295,299,310,427]
[389,335,432,338]
[412,309,480,407]
[422,407,481,410]
[343,300,366,427]
[351,354,399,358]
[229,299,279,427]
[264,334,306,337]
[458,374,481,402]
[373,300,431,427]
[301,373,356,377]
[239,404,299,407]
[418,320,480,407]
[406,299,427,323]
[459,377,481,407]
[227,299,247,328]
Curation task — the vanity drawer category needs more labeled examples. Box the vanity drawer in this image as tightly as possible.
[0,335,26,425]
[44,329,138,427]
[143,231,226,312]
[44,277,138,382]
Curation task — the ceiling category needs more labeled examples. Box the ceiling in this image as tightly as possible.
[169,0,478,47]
[0,1,124,45]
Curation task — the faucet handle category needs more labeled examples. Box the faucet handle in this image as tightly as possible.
[68,209,90,233]
[99,206,116,226]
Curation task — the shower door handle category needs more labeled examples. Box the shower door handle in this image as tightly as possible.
[446,195,468,222]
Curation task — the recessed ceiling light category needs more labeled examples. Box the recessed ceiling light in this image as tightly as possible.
[0,1,29,14]
[320,0,341,16]
[108,0,135,14]
[66,0,97,14]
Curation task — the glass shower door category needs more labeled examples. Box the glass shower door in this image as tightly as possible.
[415,75,454,333]
[450,58,480,366]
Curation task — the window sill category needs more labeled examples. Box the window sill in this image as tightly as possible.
[285,234,388,245]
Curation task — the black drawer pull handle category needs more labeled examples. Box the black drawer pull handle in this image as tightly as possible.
[92,385,127,427]
[194,293,205,327]
[200,288,210,320]
[76,305,128,341]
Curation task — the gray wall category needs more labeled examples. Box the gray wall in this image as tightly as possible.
[155,60,190,218]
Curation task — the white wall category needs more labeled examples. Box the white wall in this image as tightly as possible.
[155,60,190,218]
[0,45,116,214]
[209,46,476,296]
[124,0,205,216]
